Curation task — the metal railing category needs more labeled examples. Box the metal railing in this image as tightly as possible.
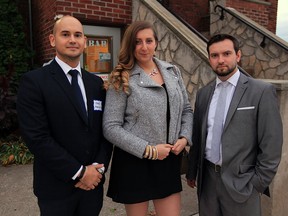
[214,4,288,52]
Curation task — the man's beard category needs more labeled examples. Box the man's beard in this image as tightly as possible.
[214,64,237,77]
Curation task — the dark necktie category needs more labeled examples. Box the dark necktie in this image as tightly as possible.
[68,70,87,117]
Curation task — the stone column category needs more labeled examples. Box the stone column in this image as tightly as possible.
[261,80,288,216]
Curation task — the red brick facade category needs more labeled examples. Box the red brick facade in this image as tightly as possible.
[166,0,210,33]
[30,0,132,65]
[164,0,277,35]
[19,0,277,65]
[227,0,278,33]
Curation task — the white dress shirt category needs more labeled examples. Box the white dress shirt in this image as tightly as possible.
[55,56,87,111]
[205,70,240,165]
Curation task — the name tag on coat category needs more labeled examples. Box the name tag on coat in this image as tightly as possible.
[93,100,102,111]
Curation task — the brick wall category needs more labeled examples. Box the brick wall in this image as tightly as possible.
[168,0,210,32]
[24,0,278,65]
[161,0,277,36]
[227,0,278,33]
[30,0,132,65]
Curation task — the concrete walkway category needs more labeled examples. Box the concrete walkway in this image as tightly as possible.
[0,164,199,216]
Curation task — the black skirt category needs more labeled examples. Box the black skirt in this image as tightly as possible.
[107,146,183,204]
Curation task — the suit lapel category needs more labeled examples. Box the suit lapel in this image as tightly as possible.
[48,60,88,125]
[202,82,215,151]
[224,74,248,130]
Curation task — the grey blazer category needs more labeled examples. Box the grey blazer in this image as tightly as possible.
[103,58,193,158]
[187,72,283,203]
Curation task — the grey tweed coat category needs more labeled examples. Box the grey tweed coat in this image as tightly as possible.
[103,58,193,158]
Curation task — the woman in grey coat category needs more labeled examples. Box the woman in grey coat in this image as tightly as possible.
[103,21,193,216]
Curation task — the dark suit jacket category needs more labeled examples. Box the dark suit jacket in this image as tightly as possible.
[17,59,112,199]
[187,72,283,203]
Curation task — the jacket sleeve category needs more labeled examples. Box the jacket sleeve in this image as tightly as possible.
[103,88,147,158]
[186,92,201,180]
[173,65,193,146]
[251,83,283,193]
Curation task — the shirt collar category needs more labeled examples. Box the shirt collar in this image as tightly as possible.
[55,56,82,77]
[216,69,240,87]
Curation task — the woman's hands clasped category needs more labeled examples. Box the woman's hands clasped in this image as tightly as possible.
[155,137,187,159]
[155,144,173,160]
[171,137,187,155]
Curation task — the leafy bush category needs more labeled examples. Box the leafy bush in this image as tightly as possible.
[0,0,33,138]
[0,135,34,166]
[0,0,34,165]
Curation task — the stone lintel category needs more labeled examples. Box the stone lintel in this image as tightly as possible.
[258,79,288,91]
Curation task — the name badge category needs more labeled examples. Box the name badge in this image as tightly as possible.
[93,100,102,111]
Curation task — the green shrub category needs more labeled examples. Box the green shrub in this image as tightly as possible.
[0,0,33,138]
[0,135,34,166]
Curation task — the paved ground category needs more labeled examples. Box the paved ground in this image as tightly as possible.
[0,164,199,216]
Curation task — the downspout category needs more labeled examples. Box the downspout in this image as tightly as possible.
[28,0,34,66]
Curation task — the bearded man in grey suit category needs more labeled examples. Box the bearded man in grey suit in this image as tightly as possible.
[186,34,283,216]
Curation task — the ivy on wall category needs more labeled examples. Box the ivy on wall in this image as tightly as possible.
[0,0,33,138]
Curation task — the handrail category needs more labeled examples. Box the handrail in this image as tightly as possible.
[214,5,288,52]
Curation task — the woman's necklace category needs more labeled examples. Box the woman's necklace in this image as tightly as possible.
[148,68,158,77]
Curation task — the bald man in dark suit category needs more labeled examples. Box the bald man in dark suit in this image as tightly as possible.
[17,15,112,216]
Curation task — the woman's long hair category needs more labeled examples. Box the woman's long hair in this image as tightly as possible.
[105,21,158,94]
